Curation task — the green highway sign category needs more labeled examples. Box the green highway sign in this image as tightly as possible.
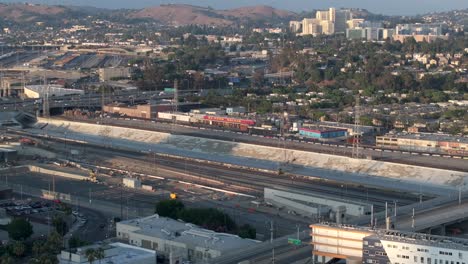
[288,238,302,246]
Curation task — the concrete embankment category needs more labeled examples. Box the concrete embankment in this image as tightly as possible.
[24,118,468,194]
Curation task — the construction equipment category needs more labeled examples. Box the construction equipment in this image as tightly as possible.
[170,192,177,200]
[89,169,97,183]
[19,137,36,146]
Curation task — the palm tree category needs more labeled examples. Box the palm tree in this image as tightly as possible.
[11,241,26,257]
[95,247,105,264]
[85,248,96,264]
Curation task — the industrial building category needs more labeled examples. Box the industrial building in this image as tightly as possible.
[116,214,259,264]
[311,223,468,264]
[23,85,84,99]
[98,67,132,82]
[103,102,200,119]
[299,127,347,140]
[59,242,156,264]
[313,121,382,136]
[376,133,468,155]
[264,188,371,220]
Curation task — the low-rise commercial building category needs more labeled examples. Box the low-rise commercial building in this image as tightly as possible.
[116,214,259,264]
[59,242,156,264]
[376,133,467,155]
[299,127,347,139]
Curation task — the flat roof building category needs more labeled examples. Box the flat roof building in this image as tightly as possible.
[24,85,84,99]
[311,223,468,264]
[116,214,259,264]
[59,242,155,264]
[376,133,467,155]
[103,102,200,119]
[299,127,348,140]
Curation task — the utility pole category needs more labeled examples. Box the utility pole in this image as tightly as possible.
[270,221,275,264]
[42,74,50,118]
[173,79,179,113]
[352,94,361,159]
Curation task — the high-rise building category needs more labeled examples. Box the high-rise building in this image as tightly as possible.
[320,20,335,35]
[289,21,302,33]
[347,19,365,29]
[302,18,321,35]
[316,10,330,21]
[292,7,353,36]
[334,9,352,33]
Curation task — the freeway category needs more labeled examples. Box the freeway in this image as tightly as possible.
[0,89,195,112]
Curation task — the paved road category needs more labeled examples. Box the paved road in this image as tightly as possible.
[395,200,468,232]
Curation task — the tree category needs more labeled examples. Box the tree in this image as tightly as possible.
[29,254,58,264]
[95,248,105,264]
[238,224,256,239]
[52,215,68,236]
[32,241,46,257]
[252,69,264,88]
[0,254,13,264]
[45,232,63,254]
[155,200,185,219]
[69,236,88,249]
[85,249,96,264]
[7,218,33,241]
[11,241,25,257]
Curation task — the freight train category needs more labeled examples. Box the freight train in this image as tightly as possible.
[157,112,257,132]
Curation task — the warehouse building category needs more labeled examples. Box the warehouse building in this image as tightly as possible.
[299,127,347,140]
[116,214,259,264]
[376,133,467,155]
[98,67,131,82]
[264,187,371,219]
[24,85,84,99]
[103,102,200,119]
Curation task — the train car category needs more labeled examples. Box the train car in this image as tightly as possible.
[200,115,256,131]
[249,127,279,137]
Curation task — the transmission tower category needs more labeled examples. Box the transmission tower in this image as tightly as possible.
[42,75,50,118]
[352,94,361,159]
[173,79,179,113]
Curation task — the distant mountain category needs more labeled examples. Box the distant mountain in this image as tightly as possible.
[128,4,296,26]
[0,3,67,22]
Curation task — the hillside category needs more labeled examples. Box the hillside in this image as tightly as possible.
[0,3,66,22]
[128,4,296,26]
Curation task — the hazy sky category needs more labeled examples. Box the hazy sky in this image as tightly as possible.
[2,0,467,15]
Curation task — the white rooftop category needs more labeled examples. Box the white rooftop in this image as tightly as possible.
[119,214,259,253]
[24,85,84,96]
[59,242,155,264]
